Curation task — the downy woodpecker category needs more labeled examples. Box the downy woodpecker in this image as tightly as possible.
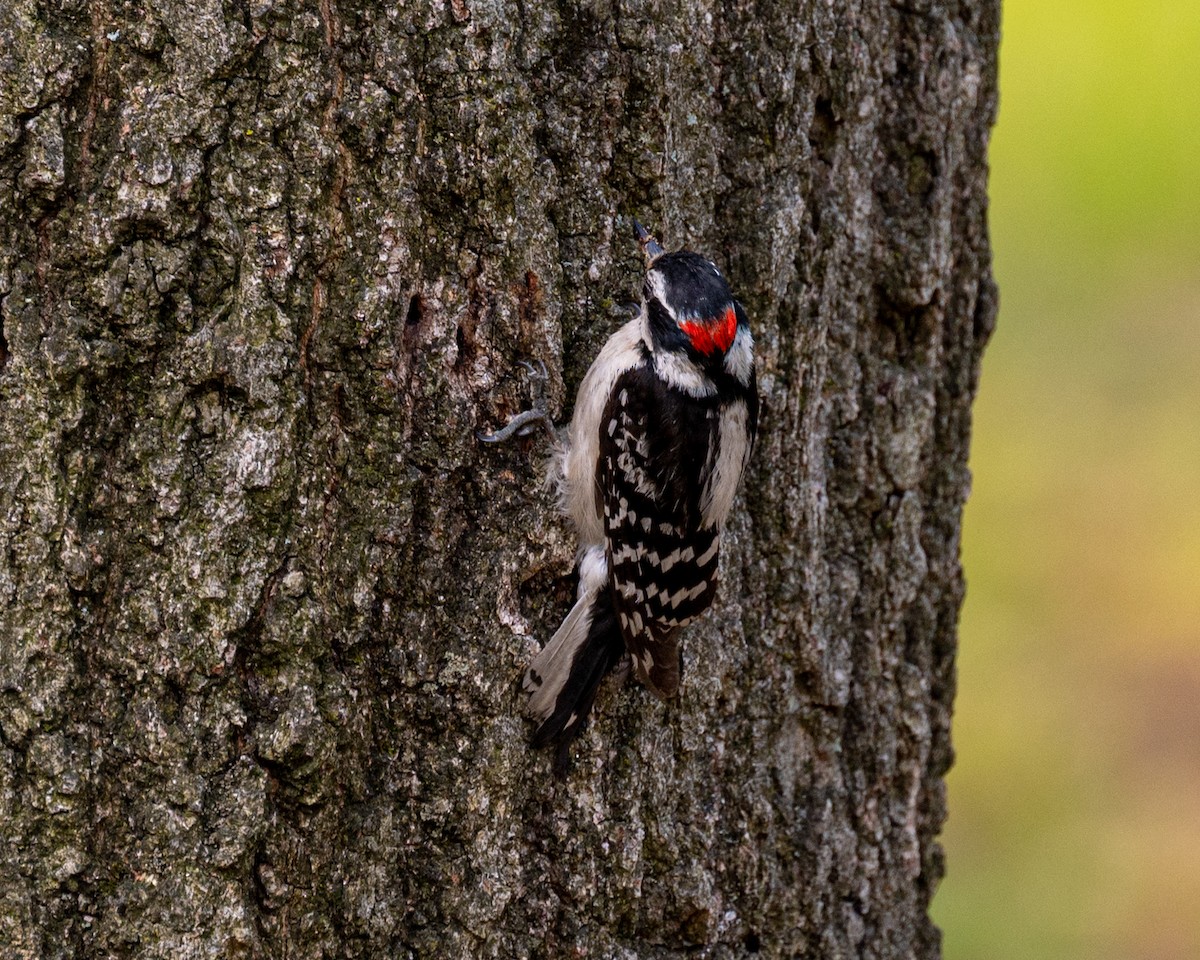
[482,221,758,772]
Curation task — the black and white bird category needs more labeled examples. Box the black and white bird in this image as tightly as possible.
[482,221,758,772]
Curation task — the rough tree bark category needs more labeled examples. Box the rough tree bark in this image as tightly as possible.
[0,1,997,957]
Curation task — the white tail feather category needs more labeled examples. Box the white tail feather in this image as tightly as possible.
[524,546,608,722]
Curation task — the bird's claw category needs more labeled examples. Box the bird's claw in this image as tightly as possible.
[476,409,556,443]
[476,359,557,444]
[516,358,548,382]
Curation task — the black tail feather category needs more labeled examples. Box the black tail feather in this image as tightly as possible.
[530,588,625,776]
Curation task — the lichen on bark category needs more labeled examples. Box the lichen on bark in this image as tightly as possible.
[0,0,997,957]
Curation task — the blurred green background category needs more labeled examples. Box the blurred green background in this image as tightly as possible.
[931,2,1200,959]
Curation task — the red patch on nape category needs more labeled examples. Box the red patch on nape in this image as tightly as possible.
[681,306,738,356]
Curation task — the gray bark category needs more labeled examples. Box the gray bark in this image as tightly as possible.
[0,1,997,957]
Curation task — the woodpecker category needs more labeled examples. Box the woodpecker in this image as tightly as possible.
[481,221,758,773]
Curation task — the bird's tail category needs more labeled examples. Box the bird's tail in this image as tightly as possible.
[522,547,625,774]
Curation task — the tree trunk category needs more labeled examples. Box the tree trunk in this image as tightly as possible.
[0,1,997,957]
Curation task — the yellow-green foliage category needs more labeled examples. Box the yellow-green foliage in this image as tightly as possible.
[934,2,1200,958]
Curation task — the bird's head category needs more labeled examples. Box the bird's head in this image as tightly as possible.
[634,220,743,361]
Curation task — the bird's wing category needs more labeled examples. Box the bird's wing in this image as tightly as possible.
[598,366,722,698]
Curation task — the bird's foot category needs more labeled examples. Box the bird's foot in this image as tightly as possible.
[477,360,558,443]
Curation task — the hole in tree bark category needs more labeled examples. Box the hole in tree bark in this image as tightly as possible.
[454,321,477,370]
[405,293,424,329]
[403,292,426,350]
[810,96,838,164]
[744,932,762,953]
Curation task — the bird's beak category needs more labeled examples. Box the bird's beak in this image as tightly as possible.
[633,219,665,264]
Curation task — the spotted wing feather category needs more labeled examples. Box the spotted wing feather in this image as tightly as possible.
[599,365,723,698]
